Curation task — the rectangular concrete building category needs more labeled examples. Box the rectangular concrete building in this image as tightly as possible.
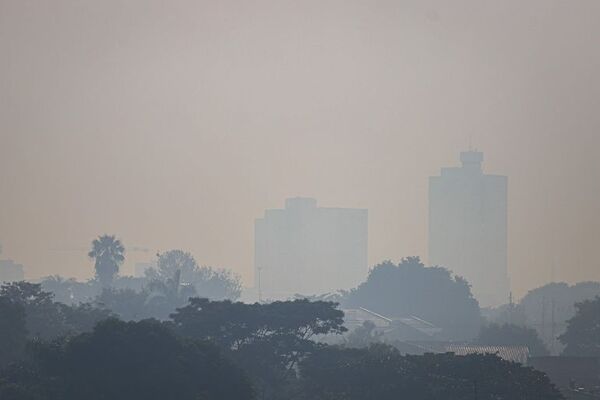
[255,197,368,299]
[429,151,509,307]
[0,259,25,283]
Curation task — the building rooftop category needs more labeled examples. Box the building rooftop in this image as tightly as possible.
[445,344,530,364]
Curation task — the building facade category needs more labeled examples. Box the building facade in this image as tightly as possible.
[255,197,368,299]
[429,151,509,307]
[0,259,25,283]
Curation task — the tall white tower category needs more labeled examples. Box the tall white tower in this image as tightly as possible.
[429,151,509,307]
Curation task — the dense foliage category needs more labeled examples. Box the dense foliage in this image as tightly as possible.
[343,257,482,340]
[40,242,242,321]
[0,289,570,400]
[344,320,382,348]
[0,242,584,400]
[88,235,125,287]
[520,282,600,327]
[171,298,346,399]
[0,297,26,368]
[299,344,563,400]
[0,282,111,341]
[559,296,600,357]
[0,319,253,400]
[147,249,242,301]
[486,281,600,352]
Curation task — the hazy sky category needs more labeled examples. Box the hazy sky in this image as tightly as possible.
[1,0,599,299]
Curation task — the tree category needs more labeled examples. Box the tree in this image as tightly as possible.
[171,298,346,399]
[112,275,146,292]
[474,323,549,356]
[39,276,102,305]
[343,257,482,340]
[39,276,77,305]
[0,319,254,400]
[88,235,125,287]
[95,270,196,321]
[147,249,241,301]
[0,282,64,340]
[192,267,241,301]
[1,282,111,341]
[516,281,600,352]
[559,296,600,357]
[0,282,53,307]
[150,250,197,282]
[299,345,563,400]
[143,272,196,319]
[0,297,27,368]
[171,298,346,349]
[58,303,112,335]
[95,288,148,321]
[345,321,383,348]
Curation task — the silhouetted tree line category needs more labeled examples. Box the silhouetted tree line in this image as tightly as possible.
[0,319,253,400]
[559,295,600,357]
[0,280,568,400]
[3,237,594,399]
[0,281,111,367]
[39,236,242,320]
[299,345,562,400]
[485,281,600,352]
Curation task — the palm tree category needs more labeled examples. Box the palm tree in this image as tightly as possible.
[88,235,125,287]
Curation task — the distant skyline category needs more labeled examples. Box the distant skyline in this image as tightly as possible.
[255,197,368,299]
[429,151,509,307]
[1,0,600,299]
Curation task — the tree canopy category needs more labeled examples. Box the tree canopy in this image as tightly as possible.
[171,298,346,399]
[344,320,382,348]
[559,296,600,357]
[0,297,27,368]
[520,282,600,326]
[0,290,571,400]
[171,298,346,348]
[146,249,242,301]
[0,319,253,400]
[88,235,125,287]
[343,257,482,340]
[0,281,111,342]
[299,344,563,400]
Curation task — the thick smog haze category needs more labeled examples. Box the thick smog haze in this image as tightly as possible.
[1,0,599,298]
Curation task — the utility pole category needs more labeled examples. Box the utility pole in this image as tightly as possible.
[551,298,556,355]
[541,296,546,345]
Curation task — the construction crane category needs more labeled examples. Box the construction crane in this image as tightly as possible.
[50,246,151,253]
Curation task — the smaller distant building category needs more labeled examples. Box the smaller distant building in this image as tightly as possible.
[444,344,530,365]
[343,307,443,342]
[344,307,534,365]
[399,341,531,364]
[255,198,368,299]
[0,259,25,283]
